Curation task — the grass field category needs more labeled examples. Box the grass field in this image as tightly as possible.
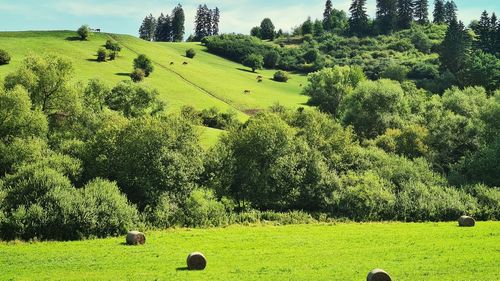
[0,31,309,118]
[0,222,498,280]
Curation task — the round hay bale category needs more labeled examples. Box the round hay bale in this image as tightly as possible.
[458,216,475,227]
[126,231,146,245]
[187,252,207,270]
[367,269,391,281]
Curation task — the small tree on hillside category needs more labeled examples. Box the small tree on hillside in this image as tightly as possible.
[260,18,276,40]
[0,49,11,65]
[186,48,197,59]
[133,54,154,77]
[130,69,146,83]
[77,25,92,40]
[97,48,107,62]
[243,54,264,72]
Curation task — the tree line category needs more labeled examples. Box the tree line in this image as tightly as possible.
[139,4,185,42]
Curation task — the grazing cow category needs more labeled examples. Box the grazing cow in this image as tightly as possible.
[183,62,188,65]
[256,75,263,79]
[170,62,175,65]
[244,90,251,94]
[96,29,101,32]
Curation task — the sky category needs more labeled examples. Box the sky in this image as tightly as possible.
[0,0,499,38]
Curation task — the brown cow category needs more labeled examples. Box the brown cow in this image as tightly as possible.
[244,90,251,94]
[170,62,175,65]
[183,62,188,65]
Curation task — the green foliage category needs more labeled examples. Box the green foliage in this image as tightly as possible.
[133,54,154,77]
[242,54,263,72]
[97,48,107,62]
[179,189,228,228]
[260,18,275,40]
[4,54,77,114]
[0,49,11,65]
[461,50,500,93]
[381,64,409,82]
[263,50,280,68]
[104,39,121,52]
[77,25,91,40]
[342,79,410,139]
[303,65,365,117]
[463,184,500,220]
[273,70,289,82]
[83,78,110,112]
[185,48,196,59]
[130,68,145,83]
[105,81,163,117]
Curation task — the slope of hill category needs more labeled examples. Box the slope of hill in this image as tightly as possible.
[0,31,308,119]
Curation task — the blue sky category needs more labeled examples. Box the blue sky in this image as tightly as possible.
[0,0,499,37]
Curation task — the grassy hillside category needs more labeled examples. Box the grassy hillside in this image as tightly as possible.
[0,31,308,118]
[0,222,498,280]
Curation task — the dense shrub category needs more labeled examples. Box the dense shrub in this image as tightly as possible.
[264,51,280,68]
[0,49,11,65]
[104,40,121,52]
[77,25,91,40]
[186,48,196,58]
[97,48,107,62]
[242,54,264,72]
[178,189,228,228]
[133,54,154,77]
[130,68,145,83]
[106,81,163,117]
[273,70,289,82]
[463,184,500,220]
[381,64,409,82]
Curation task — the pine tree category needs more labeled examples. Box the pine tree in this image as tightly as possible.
[476,11,491,53]
[397,0,414,30]
[205,6,213,36]
[212,7,220,36]
[444,1,457,24]
[171,4,185,42]
[323,0,333,30]
[155,13,172,42]
[491,13,499,54]
[349,0,369,36]
[440,18,471,75]
[414,0,429,24]
[376,0,398,34]
[139,14,157,41]
[433,0,445,24]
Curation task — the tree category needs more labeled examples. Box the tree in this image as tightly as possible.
[475,11,492,53]
[83,78,110,112]
[342,79,410,139]
[212,7,220,36]
[414,0,429,24]
[376,0,398,34]
[323,0,333,30]
[264,50,280,68]
[433,0,446,24]
[130,69,145,83]
[242,54,264,72]
[260,18,276,40]
[186,48,196,59]
[171,4,185,42]
[77,25,91,40]
[462,50,500,93]
[303,66,366,117]
[0,49,10,65]
[381,64,409,82]
[155,13,172,42]
[440,19,471,76]
[349,0,370,36]
[133,54,154,77]
[250,26,261,37]
[139,14,157,41]
[105,81,163,117]
[314,20,325,36]
[397,0,414,30]
[302,17,314,35]
[273,71,289,82]
[444,1,457,24]
[4,54,76,115]
[97,48,107,62]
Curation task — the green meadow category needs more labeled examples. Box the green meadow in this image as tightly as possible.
[0,31,308,117]
[0,222,498,281]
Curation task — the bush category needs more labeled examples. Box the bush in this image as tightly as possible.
[75,179,138,238]
[97,48,107,62]
[104,40,121,52]
[273,70,289,82]
[108,51,117,61]
[179,189,228,228]
[381,64,409,82]
[133,54,154,77]
[464,184,500,220]
[130,68,145,83]
[143,193,179,228]
[242,54,264,72]
[186,48,196,59]
[0,49,11,65]
[77,25,91,40]
[264,50,280,68]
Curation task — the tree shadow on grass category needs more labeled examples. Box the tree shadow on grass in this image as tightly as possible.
[116,72,130,77]
[176,267,189,271]
[65,36,82,41]
[86,58,98,62]
[236,68,257,74]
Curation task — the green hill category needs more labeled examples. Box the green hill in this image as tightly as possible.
[0,31,308,119]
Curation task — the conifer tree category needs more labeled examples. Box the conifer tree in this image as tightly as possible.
[440,18,471,75]
[414,0,429,24]
[433,0,446,23]
[139,14,157,41]
[171,4,185,42]
[476,11,492,52]
[212,7,220,36]
[397,0,414,29]
[376,0,398,34]
[323,0,333,30]
[444,1,457,24]
[349,0,369,36]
